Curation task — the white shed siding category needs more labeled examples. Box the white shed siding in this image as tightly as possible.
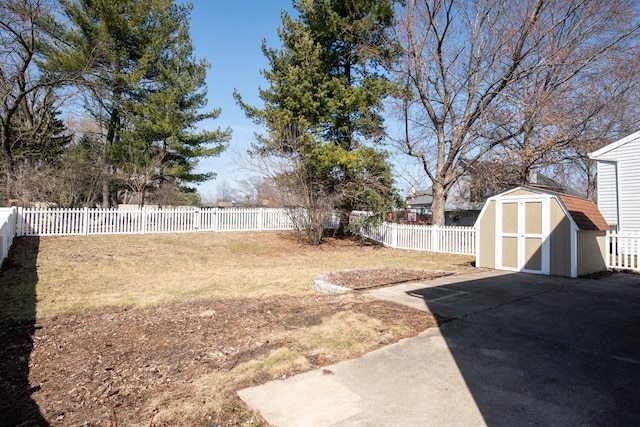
[595,161,618,227]
[591,133,640,231]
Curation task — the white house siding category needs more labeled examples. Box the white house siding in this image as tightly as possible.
[618,160,640,230]
[595,161,618,228]
[591,131,640,231]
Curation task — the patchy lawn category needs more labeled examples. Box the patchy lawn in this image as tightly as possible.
[0,232,474,426]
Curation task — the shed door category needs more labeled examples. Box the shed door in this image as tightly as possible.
[496,198,549,275]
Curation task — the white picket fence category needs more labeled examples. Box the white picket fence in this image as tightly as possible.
[15,206,297,236]
[360,222,476,255]
[606,230,640,272]
[4,207,638,269]
[0,207,480,258]
[0,207,17,268]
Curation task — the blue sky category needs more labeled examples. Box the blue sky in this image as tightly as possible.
[185,0,295,199]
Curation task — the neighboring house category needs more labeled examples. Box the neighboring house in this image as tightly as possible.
[405,163,566,226]
[589,130,640,231]
[406,184,482,226]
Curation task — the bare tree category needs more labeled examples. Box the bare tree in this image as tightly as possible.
[11,135,103,207]
[490,0,640,197]
[238,176,283,207]
[214,179,237,205]
[145,182,200,207]
[238,128,339,245]
[388,0,640,224]
[558,55,640,199]
[114,148,164,207]
[0,0,64,204]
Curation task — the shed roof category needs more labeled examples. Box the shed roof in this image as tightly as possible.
[502,186,610,231]
[555,192,610,231]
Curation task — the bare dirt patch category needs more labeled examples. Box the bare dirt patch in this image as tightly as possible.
[1,293,439,426]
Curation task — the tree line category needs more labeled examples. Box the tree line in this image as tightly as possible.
[3,0,640,244]
[0,0,230,209]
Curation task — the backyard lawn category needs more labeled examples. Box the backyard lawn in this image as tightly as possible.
[0,231,474,426]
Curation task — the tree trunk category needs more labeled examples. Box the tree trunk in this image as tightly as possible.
[337,209,352,236]
[139,187,146,208]
[4,164,13,206]
[2,127,14,206]
[102,87,123,209]
[585,159,597,201]
[102,171,110,208]
[431,181,447,226]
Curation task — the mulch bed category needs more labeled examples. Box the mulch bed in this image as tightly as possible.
[326,267,453,290]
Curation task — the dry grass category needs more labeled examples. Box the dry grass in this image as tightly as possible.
[1,231,474,319]
[151,309,401,425]
[0,231,474,426]
[153,347,311,424]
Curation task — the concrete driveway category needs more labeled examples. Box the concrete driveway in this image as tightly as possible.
[238,270,640,426]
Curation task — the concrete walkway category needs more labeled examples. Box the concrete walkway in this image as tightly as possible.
[238,270,640,426]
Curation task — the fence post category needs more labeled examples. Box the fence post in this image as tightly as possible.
[1,217,6,261]
[194,207,201,232]
[432,225,440,252]
[392,223,398,249]
[607,230,614,269]
[213,207,219,232]
[141,205,146,234]
[16,207,23,236]
[7,207,14,239]
[83,207,89,235]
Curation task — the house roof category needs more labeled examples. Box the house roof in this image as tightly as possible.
[589,130,640,159]
[528,172,566,193]
[406,186,484,211]
[406,168,565,212]
[406,193,432,206]
[501,186,610,231]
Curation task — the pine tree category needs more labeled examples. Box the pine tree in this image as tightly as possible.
[55,0,230,207]
[236,0,399,243]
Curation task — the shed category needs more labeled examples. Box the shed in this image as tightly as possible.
[475,186,610,277]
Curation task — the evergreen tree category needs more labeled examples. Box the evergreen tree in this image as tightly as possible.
[9,89,70,166]
[55,0,230,207]
[299,0,395,147]
[236,0,399,243]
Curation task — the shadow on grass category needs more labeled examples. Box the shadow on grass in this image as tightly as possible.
[0,236,49,426]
